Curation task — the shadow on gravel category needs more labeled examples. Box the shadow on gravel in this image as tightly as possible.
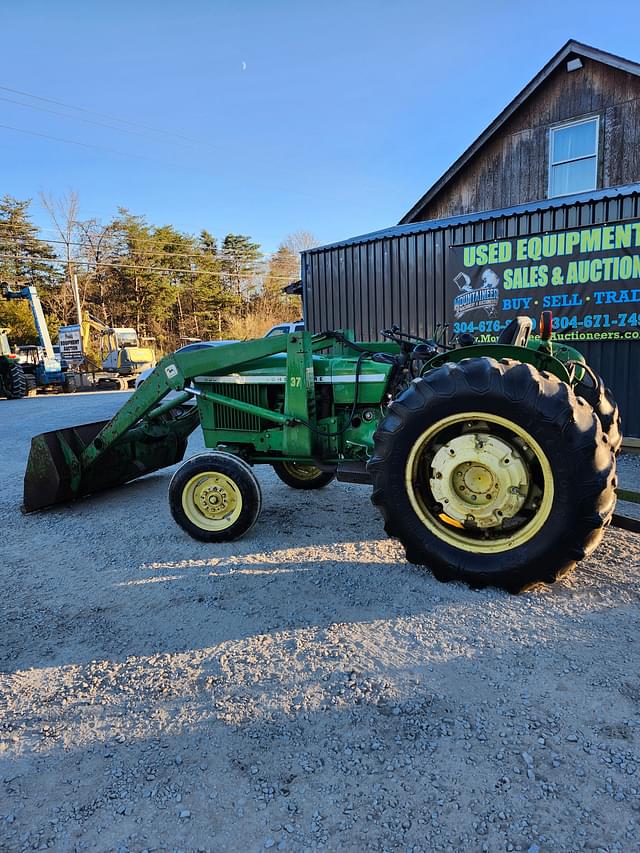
[6,533,637,677]
[2,551,468,672]
[4,462,639,675]
[3,431,639,850]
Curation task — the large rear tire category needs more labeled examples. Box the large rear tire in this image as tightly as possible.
[2,363,27,398]
[574,370,622,454]
[169,452,262,542]
[272,461,335,490]
[368,357,616,593]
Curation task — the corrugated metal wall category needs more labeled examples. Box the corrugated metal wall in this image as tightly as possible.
[302,188,640,436]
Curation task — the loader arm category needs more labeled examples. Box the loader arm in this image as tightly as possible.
[23,332,339,512]
[81,334,317,467]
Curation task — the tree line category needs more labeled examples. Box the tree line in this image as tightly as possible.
[0,192,314,354]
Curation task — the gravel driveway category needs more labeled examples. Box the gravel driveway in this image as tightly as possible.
[1,393,640,853]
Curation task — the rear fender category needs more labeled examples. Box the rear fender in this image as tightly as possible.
[423,343,571,383]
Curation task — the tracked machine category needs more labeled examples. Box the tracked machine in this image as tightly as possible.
[23,314,622,592]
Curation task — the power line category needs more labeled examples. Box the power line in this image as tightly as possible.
[0,230,261,261]
[0,122,225,174]
[0,221,297,260]
[0,232,294,266]
[0,95,168,141]
[0,252,300,280]
[0,84,202,145]
[0,122,162,161]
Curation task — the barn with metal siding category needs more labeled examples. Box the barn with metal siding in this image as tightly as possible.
[302,185,640,437]
[301,40,640,438]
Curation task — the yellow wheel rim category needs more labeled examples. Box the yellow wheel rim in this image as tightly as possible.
[282,462,323,481]
[181,471,243,532]
[405,412,554,553]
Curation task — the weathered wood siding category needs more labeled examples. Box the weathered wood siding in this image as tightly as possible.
[409,59,640,223]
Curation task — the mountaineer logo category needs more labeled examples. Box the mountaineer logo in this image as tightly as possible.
[453,269,500,318]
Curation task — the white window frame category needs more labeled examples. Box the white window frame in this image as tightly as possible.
[548,115,600,198]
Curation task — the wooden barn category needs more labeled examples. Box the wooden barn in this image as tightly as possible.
[400,41,640,224]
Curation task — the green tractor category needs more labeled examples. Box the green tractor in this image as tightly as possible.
[23,314,621,592]
[0,328,35,399]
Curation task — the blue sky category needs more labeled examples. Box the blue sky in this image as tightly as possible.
[2,0,640,252]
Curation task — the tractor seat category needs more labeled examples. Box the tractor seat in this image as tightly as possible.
[497,316,532,347]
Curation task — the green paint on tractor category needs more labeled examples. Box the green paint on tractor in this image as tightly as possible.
[22,319,623,592]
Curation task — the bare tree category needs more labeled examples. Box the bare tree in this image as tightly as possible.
[281,230,320,254]
[75,219,119,323]
[40,190,81,324]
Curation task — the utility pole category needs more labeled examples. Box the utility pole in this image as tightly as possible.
[72,273,82,326]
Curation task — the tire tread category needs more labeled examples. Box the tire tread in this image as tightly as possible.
[368,357,616,593]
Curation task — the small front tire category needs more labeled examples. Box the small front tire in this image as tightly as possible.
[169,452,262,542]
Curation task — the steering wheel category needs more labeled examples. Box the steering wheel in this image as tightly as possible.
[380,326,435,348]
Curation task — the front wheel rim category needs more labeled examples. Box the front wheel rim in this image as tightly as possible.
[405,412,554,553]
[181,471,243,531]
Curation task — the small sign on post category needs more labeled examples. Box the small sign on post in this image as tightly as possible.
[58,324,83,365]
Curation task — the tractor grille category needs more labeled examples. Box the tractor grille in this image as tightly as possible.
[212,383,264,432]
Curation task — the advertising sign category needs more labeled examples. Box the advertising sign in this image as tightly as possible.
[448,220,640,342]
[58,324,83,364]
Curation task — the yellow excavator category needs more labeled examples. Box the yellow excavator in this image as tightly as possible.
[80,313,156,389]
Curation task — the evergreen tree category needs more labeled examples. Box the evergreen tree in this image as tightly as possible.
[184,230,238,339]
[105,211,180,346]
[0,196,58,288]
[0,196,60,343]
[221,234,262,303]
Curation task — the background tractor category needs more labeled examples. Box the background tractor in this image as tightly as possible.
[23,312,621,592]
[0,328,35,398]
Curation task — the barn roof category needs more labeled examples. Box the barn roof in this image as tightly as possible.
[303,182,640,254]
[399,40,640,226]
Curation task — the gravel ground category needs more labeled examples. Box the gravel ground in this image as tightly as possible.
[1,393,640,853]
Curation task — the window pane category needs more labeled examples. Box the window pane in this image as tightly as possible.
[552,120,597,163]
[550,157,597,196]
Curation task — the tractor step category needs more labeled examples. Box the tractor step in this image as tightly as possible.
[611,487,640,533]
[611,513,640,533]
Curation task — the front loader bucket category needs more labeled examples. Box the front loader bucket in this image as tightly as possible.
[24,417,191,512]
